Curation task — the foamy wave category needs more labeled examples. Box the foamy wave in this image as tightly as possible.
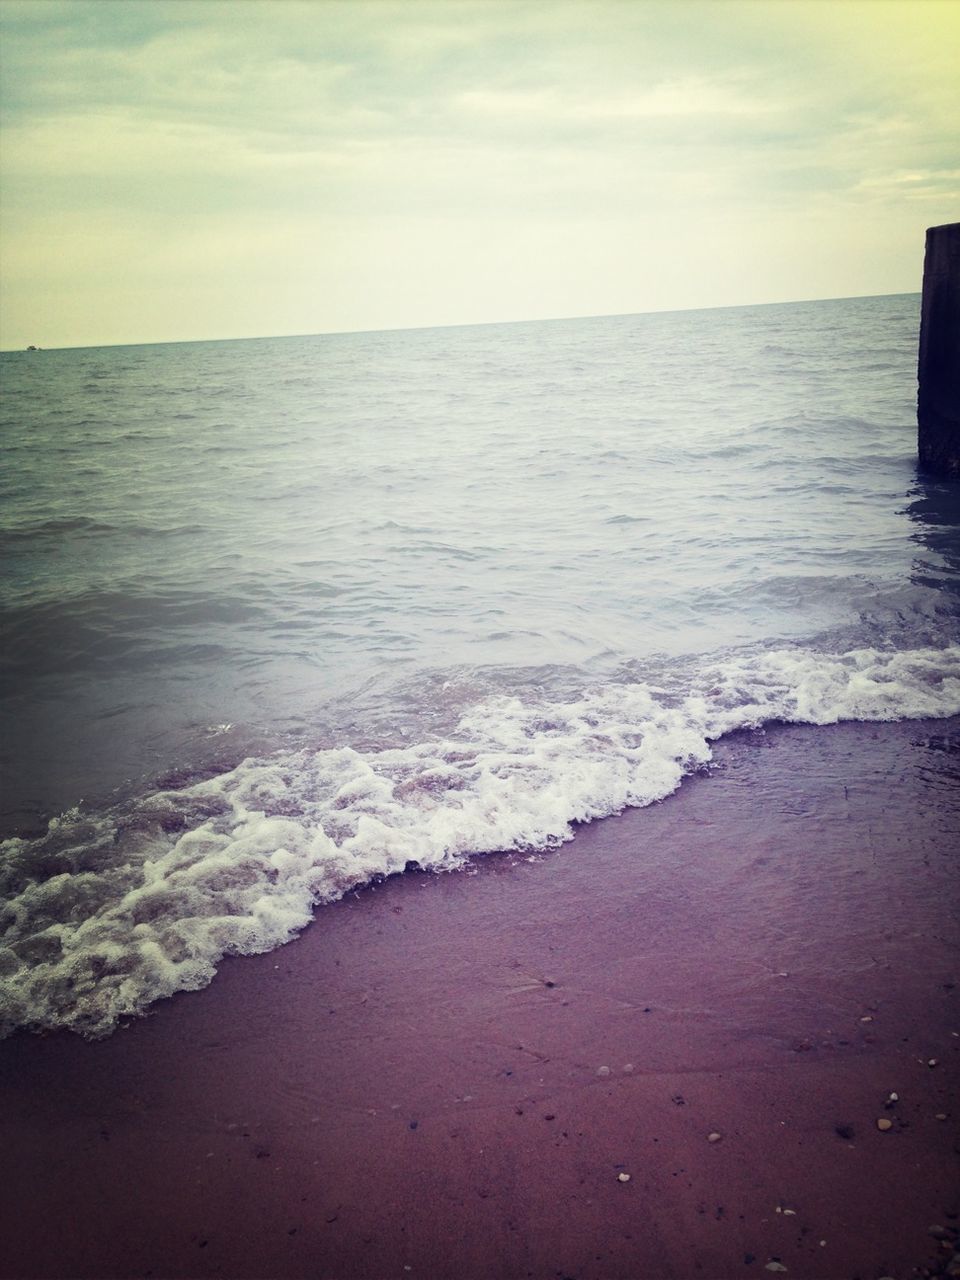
[2,644,958,1038]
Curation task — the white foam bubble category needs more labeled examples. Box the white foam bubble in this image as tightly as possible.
[2,643,958,1038]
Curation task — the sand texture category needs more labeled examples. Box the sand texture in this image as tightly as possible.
[1,717,958,1279]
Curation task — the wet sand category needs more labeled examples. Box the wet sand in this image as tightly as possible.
[2,717,959,1280]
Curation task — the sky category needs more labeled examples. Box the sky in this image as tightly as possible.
[0,0,958,350]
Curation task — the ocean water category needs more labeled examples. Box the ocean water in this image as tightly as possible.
[2,293,959,1038]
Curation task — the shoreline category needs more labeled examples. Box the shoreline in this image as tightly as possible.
[2,716,959,1279]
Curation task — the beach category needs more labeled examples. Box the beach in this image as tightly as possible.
[4,2,960,1275]
[3,715,957,1280]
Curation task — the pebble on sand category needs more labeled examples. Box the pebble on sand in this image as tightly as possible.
[936,1113,948,1121]
[764,1263,788,1273]
[597,1066,611,1077]
[707,1132,722,1143]
[928,1058,939,1067]
[617,1172,631,1183]
[876,1118,894,1131]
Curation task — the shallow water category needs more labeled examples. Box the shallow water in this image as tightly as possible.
[2,293,959,1035]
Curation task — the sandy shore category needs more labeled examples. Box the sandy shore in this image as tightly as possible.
[2,716,959,1280]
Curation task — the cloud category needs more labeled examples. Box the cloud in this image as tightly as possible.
[1,0,958,348]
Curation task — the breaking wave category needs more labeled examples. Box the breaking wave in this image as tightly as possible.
[2,643,959,1039]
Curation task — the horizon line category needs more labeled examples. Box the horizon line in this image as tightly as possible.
[0,288,919,355]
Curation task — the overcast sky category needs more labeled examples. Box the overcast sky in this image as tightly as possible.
[1,0,958,349]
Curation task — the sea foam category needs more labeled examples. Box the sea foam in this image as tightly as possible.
[2,643,958,1038]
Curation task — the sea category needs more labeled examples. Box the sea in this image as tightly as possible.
[2,292,959,1039]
